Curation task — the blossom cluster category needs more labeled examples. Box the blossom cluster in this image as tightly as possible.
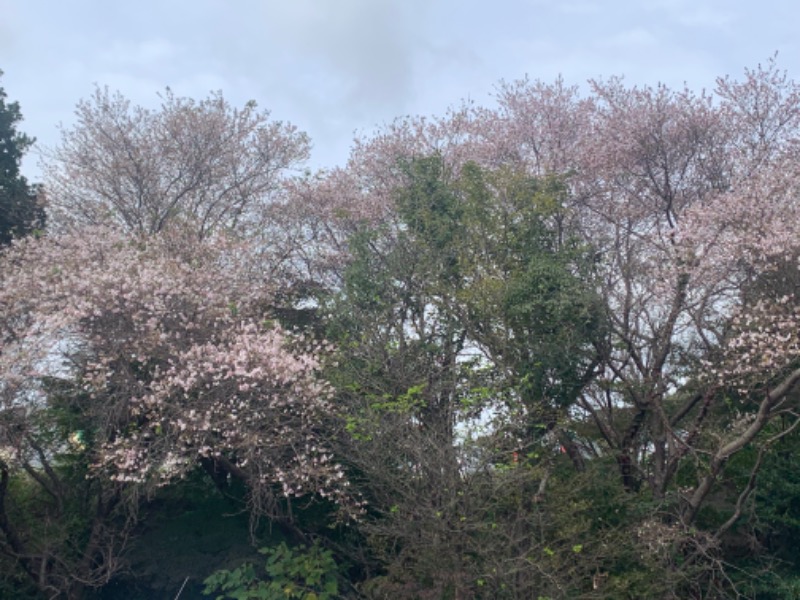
[0,227,355,513]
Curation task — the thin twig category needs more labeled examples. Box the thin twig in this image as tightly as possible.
[174,576,189,600]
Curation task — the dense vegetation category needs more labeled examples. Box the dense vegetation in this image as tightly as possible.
[3,58,800,598]
[0,71,43,246]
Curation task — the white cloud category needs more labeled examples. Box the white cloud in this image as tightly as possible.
[260,0,432,117]
[602,28,660,48]
[102,39,178,69]
[557,1,602,15]
[643,0,736,30]
[0,0,19,55]
[678,7,735,29]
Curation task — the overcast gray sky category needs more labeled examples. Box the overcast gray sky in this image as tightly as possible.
[1,0,797,179]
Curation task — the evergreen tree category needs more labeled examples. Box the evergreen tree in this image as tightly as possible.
[0,70,43,245]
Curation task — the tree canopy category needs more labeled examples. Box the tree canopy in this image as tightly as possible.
[0,71,43,245]
[4,59,800,598]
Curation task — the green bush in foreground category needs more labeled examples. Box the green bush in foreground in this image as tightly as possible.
[203,541,341,600]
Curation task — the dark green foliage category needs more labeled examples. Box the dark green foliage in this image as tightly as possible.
[0,378,134,599]
[203,541,341,600]
[322,157,615,598]
[0,71,43,245]
[344,156,605,423]
[92,473,263,599]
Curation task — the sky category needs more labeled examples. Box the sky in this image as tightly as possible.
[1,0,798,180]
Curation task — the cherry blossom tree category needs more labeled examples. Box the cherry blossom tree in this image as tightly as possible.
[43,87,309,239]
[570,60,800,522]
[0,227,354,598]
[278,57,800,596]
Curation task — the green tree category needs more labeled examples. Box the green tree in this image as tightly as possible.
[0,70,43,245]
[327,157,608,597]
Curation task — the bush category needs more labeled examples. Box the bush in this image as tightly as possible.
[202,541,341,600]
